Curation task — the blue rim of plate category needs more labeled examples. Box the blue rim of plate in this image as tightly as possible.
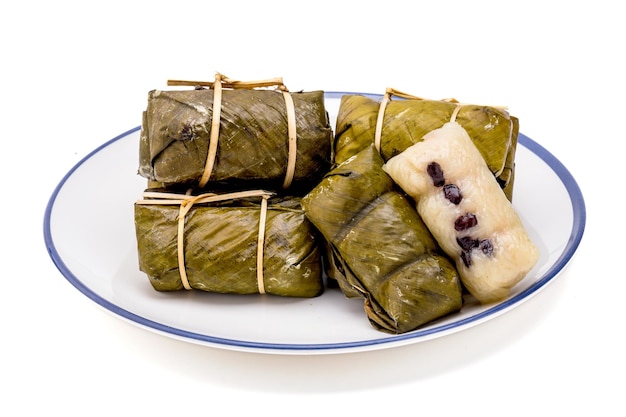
[43,91,586,353]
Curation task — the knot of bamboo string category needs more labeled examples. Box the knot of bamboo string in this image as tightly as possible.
[136,189,275,293]
[167,73,298,190]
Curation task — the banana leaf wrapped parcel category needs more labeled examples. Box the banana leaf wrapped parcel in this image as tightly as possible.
[333,89,519,199]
[138,75,333,194]
[134,190,324,298]
[301,145,463,333]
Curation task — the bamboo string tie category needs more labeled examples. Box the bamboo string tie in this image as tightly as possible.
[166,74,298,190]
[198,73,223,188]
[279,84,297,189]
[137,190,275,293]
[373,87,461,153]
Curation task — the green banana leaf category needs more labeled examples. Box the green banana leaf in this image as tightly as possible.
[333,94,519,199]
[138,88,333,194]
[134,193,324,298]
[302,145,463,333]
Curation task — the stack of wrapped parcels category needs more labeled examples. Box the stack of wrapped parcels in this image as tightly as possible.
[134,78,539,334]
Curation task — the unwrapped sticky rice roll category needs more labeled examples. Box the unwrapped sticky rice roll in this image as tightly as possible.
[383,115,539,304]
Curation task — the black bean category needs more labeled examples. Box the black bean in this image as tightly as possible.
[479,239,494,256]
[457,236,479,251]
[458,237,493,268]
[460,251,472,267]
[427,162,445,187]
[455,213,477,231]
[443,184,462,204]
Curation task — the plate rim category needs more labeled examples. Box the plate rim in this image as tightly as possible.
[43,92,587,354]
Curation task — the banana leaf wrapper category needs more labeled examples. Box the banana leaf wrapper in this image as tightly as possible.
[139,89,333,194]
[134,195,324,298]
[333,94,519,199]
[301,145,463,333]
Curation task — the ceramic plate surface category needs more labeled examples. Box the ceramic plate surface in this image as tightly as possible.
[44,92,586,354]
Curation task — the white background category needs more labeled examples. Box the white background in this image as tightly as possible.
[1,1,621,415]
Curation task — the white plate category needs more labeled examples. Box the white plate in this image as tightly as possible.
[43,92,586,355]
